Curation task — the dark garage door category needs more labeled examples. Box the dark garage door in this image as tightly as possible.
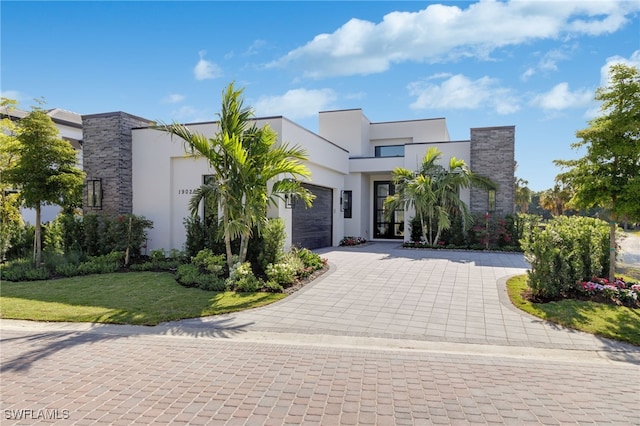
[292,183,332,249]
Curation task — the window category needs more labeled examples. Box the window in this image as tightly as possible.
[341,190,352,218]
[373,181,404,239]
[374,145,404,157]
[488,189,496,213]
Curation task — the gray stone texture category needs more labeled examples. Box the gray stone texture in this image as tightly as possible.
[469,126,515,215]
[81,112,152,216]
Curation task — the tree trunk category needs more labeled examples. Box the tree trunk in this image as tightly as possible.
[239,234,249,264]
[34,203,42,267]
[609,221,616,283]
[420,214,427,243]
[224,230,234,271]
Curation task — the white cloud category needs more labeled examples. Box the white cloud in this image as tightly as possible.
[408,74,519,114]
[521,68,536,81]
[162,93,185,104]
[600,49,640,86]
[521,48,571,80]
[245,39,267,56]
[530,82,593,110]
[269,0,640,78]
[194,50,222,80]
[254,88,337,120]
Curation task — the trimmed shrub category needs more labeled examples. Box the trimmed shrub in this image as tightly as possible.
[521,216,610,300]
[226,262,262,292]
[257,218,286,272]
[55,262,79,277]
[294,247,324,271]
[176,263,201,287]
[266,260,298,286]
[192,249,226,276]
[195,274,227,291]
[2,259,48,281]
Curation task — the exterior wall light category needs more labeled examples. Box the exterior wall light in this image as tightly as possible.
[87,178,103,209]
[285,193,295,209]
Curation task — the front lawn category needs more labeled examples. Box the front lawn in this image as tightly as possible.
[0,272,285,326]
[507,275,640,346]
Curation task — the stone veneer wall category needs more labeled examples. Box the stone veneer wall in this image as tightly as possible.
[469,126,515,215]
[82,112,152,216]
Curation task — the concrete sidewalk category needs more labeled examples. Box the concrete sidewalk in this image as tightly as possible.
[2,243,639,425]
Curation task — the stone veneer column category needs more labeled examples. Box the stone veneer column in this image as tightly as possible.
[469,126,515,216]
[81,112,153,216]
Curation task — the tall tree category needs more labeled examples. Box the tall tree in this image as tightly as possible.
[162,83,314,269]
[554,63,640,281]
[0,98,23,260]
[385,147,495,245]
[514,177,532,213]
[3,103,85,265]
[538,183,571,216]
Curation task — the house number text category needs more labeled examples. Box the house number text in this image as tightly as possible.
[177,188,198,195]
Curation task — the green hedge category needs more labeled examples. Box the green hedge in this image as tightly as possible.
[521,216,610,300]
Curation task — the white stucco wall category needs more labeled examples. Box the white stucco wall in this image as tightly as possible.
[132,127,211,252]
[370,118,450,144]
[132,117,350,253]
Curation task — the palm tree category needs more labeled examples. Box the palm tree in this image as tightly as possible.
[162,83,314,269]
[539,184,571,216]
[385,147,496,245]
[514,177,532,213]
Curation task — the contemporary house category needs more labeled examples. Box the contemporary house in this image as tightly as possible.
[81,108,515,253]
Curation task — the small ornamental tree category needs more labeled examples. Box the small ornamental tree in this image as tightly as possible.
[555,64,640,282]
[3,103,85,266]
[0,98,23,259]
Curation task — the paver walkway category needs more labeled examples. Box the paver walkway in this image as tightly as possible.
[2,243,639,425]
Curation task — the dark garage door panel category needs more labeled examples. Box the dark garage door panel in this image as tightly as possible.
[292,184,332,249]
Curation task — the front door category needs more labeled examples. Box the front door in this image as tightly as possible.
[373,181,404,239]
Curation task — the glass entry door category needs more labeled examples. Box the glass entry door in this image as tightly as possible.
[373,181,404,239]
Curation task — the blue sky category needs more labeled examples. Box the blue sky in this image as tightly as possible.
[2,1,639,191]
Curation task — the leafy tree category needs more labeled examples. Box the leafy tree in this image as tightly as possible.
[0,98,23,259]
[162,83,314,269]
[555,63,640,281]
[3,103,85,265]
[514,177,533,213]
[385,147,496,245]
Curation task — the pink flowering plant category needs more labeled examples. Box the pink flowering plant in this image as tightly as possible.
[339,236,367,246]
[577,277,640,307]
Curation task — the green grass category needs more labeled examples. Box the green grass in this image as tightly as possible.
[507,275,640,346]
[0,272,285,326]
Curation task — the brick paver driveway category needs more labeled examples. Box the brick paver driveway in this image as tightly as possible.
[2,243,639,425]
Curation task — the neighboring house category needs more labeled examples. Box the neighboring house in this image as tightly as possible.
[0,106,83,224]
[81,109,514,253]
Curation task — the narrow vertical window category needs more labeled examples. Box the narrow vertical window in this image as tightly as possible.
[488,189,496,213]
[342,190,352,218]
